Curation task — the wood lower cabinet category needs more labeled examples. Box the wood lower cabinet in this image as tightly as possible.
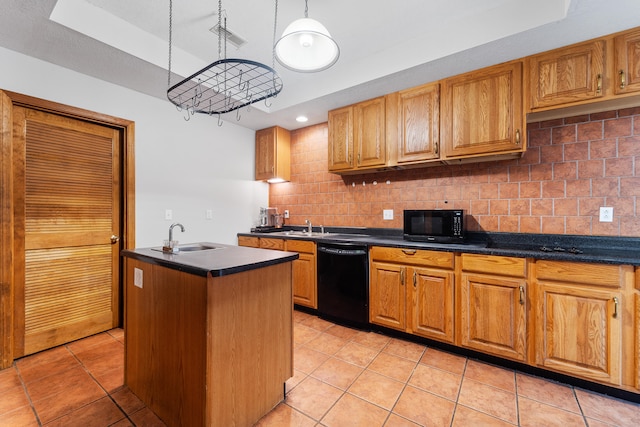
[636,268,640,391]
[534,260,628,386]
[238,236,317,309]
[528,40,606,109]
[237,235,259,248]
[441,61,525,160]
[370,247,455,343]
[286,240,317,309]
[459,254,527,361]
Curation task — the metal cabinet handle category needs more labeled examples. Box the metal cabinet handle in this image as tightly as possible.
[619,70,626,89]
[519,286,525,305]
[110,235,120,244]
[402,249,417,255]
[434,141,439,155]
[515,129,521,145]
[613,297,619,318]
[400,268,405,286]
[596,74,602,94]
[413,271,417,288]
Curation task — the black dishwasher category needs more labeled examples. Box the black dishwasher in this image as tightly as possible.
[317,241,369,329]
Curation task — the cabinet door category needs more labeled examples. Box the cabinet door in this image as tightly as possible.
[292,252,317,308]
[535,283,622,385]
[255,127,276,180]
[370,262,406,331]
[397,83,440,163]
[529,40,605,109]
[614,28,640,95]
[328,106,354,171]
[259,238,284,251]
[442,61,524,158]
[354,97,387,168]
[460,274,527,361]
[410,267,454,343]
[237,236,259,248]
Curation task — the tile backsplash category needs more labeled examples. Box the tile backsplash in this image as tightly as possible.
[269,107,640,237]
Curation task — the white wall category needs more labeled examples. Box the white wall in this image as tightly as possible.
[0,47,269,247]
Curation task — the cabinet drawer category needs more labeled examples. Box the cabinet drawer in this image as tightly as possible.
[286,239,315,254]
[535,260,624,288]
[461,253,526,277]
[237,236,259,248]
[370,246,454,269]
[259,238,284,251]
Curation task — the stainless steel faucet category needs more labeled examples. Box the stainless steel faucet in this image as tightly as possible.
[305,219,312,234]
[169,223,185,242]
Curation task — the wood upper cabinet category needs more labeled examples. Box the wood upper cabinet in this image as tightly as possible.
[534,260,626,386]
[528,40,606,109]
[441,61,525,160]
[328,96,387,172]
[328,106,354,171]
[354,96,387,168]
[459,254,527,361]
[286,239,317,309]
[370,247,455,343]
[255,126,290,182]
[614,28,640,95]
[396,82,440,164]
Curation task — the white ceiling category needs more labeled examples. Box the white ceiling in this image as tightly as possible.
[1,0,640,130]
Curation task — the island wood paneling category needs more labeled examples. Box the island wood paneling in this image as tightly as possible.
[125,258,293,427]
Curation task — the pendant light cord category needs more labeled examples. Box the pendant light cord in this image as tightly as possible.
[272,0,278,68]
[304,0,309,18]
[167,0,173,88]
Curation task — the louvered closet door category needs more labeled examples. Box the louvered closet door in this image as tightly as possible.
[14,107,121,356]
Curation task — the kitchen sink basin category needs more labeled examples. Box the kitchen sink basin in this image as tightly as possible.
[176,244,222,252]
[152,243,222,253]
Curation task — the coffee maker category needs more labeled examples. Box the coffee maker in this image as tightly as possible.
[257,207,281,231]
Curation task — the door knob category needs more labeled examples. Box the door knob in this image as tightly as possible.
[110,235,120,244]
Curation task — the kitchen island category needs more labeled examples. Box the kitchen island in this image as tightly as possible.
[121,243,298,427]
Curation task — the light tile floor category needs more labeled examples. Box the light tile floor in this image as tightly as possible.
[1,311,639,426]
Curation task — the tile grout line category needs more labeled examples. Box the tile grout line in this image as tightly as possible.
[12,363,43,427]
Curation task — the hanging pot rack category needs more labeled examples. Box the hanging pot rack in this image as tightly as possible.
[166,0,283,121]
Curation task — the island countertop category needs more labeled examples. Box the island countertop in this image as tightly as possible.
[121,242,299,277]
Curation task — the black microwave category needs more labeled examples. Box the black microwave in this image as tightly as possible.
[403,210,464,243]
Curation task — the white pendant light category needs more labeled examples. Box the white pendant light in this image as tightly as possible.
[275,0,339,72]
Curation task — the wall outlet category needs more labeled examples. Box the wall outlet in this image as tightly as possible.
[383,209,394,220]
[165,209,173,220]
[284,210,290,219]
[599,207,613,222]
[205,209,213,220]
[134,268,143,289]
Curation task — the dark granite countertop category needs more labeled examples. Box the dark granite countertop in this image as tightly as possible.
[122,242,299,277]
[238,227,640,266]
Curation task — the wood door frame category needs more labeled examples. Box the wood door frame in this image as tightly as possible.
[0,90,135,369]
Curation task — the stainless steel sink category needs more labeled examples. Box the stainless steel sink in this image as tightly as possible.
[177,244,222,252]
[272,230,331,237]
[151,243,222,253]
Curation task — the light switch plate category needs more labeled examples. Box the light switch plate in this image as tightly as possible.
[383,209,394,220]
[134,268,143,288]
[599,207,613,222]
[206,209,213,220]
[165,209,173,220]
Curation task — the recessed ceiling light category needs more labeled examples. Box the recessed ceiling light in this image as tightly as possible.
[296,115,308,123]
